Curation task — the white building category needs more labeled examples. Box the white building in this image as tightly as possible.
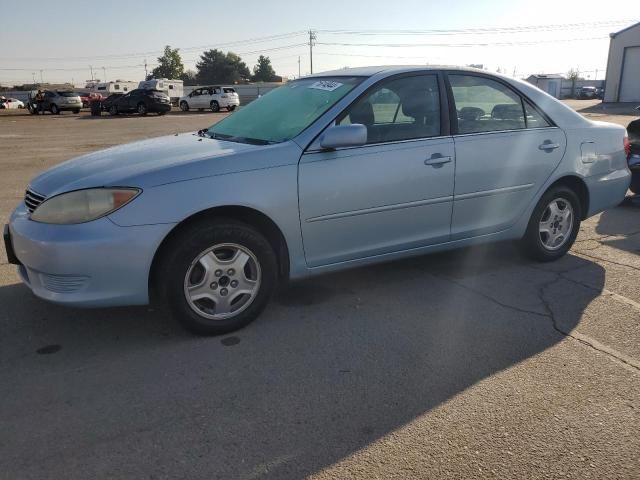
[525,74,564,98]
[604,21,640,103]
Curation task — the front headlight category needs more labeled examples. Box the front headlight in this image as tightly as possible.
[31,188,141,224]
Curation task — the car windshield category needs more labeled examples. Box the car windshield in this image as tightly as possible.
[57,91,78,97]
[207,76,363,144]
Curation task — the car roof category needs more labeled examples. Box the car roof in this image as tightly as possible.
[308,65,486,78]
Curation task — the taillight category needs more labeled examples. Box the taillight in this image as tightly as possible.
[624,132,631,158]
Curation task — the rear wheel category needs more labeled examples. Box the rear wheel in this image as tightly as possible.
[137,102,147,115]
[228,105,236,111]
[160,220,278,335]
[50,104,60,114]
[180,101,189,112]
[210,100,220,112]
[109,105,118,116]
[521,186,581,261]
[72,109,80,114]
[630,172,640,195]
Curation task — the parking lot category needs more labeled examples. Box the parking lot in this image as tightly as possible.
[1,102,639,479]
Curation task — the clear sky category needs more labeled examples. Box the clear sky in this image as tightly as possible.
[0,0,637,86]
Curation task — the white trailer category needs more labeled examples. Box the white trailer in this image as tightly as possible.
[138,78,184,105]
[85,81,138,98]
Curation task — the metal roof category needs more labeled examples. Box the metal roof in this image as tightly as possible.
[610,21,640,38]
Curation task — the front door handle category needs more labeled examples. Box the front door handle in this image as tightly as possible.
[424,153,452,167]
[539,141,560,151]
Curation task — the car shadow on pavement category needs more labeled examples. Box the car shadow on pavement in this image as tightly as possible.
[0,244,605,479]
[593,201,640,255]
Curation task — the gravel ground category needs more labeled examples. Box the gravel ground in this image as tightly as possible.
[0,104,638,479]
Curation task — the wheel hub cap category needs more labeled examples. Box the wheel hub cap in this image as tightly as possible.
[539,198,573,251]
[184,243,261,320]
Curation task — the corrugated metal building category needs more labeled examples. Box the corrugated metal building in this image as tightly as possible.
[604,21,640,102]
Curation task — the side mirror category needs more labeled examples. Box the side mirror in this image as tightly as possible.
[320,124,367,150]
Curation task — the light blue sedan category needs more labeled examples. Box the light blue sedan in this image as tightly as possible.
[5,66,631,334]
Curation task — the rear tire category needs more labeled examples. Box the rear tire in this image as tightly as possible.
[211,101,220,112]
[521,186,581,262]
[109,105,118,116]
[630,173,640,195]
[180,101,189,112]
[72,109,80,114]
[160,220,278,335]
[137,102,147,115]
[228,105,236,111]
[50,104,60,114]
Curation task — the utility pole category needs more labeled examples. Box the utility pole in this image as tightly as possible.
[39,69,43,84]
[89,65,94,81]
[298,56,301,78]
[308,30,316,74]
[144,59,148,79]
[594,68,598,80]
[102,66,106,82]
[31,72,36,84]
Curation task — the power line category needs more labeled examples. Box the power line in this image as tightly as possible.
[0,31,308,62]
[316,36,608,48]
[316,19,632,36]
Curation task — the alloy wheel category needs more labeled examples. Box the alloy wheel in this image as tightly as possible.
[539,198,574,251]
[183,243,262,320]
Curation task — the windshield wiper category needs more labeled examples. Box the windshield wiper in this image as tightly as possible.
[218,133,276,145]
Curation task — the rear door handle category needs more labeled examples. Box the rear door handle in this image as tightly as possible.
[539,141,560,151]
[424,153,452,167]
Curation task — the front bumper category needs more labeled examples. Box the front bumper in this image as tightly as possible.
[8,204,175,307]
[149,103,172,113]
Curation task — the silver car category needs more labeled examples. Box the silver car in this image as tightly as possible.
[5,66,631,335]
[28,90,82,114]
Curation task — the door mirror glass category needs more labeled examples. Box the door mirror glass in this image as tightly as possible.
[320,124,367,149]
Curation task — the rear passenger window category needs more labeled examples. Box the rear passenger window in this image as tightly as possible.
[449,74,525,134]
[523,99,551,128]
[338,75,440,144]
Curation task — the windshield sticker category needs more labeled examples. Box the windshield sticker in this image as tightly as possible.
[308,81,344,92]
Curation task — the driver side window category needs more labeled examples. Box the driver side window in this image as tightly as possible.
[337,75,441,144]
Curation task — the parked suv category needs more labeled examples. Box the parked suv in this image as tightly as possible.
[108,89,171,116]
[179,86,240,112]
[27,90,82,114]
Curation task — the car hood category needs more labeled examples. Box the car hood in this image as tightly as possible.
[28,133,294,197]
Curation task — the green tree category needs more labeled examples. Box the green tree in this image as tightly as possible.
[195,49,250,84]
[149,45,185,80]
[252,55,279,82]
[181,69,197,86]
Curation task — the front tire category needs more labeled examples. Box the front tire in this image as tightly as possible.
[160,220,278,335]
[137,102,147,115]
[50,104,60,114]
[180,101,189,112]
[109,105,118,116]
[210,100,220,112]
[521,186,581,261]
[228,105,236,111]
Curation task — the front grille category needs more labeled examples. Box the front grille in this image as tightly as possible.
[24,188,45,214]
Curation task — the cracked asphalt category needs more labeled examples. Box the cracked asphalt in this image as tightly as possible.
[0,105,638,479]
